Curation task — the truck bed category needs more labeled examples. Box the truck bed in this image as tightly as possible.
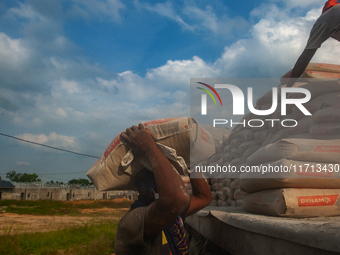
[185,206,340,255]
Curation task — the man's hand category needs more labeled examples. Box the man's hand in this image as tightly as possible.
[120,123,158,158]
[286,48,317,87]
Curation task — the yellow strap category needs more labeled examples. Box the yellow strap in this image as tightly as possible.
[162,231,168,245]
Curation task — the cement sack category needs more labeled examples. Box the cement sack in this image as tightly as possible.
[216,191,228,201]
[243,188,340,217]
[227,131,238,143]
[287,80,340,101]
[256,83,306,107]
[209,153,223,164]
[210,178,218,185]
[275,113,294,133]
[280,63,340,84]
[230,147,241,158]
[237,129,254,142]
[217,178,224,183]
[233,188,249,200]
[202,125,231,147]
[191,118,217,165]
[230,138,242,148]
[310,122,340,136]
[248,118,269,131]
[288,132,340,140]
[230,157,242,166]
[282,72,340,84]
[222,178,232,187]
[236,199,243,207]
[292,92,340,120]
[240,161,340,193]
[228,198,237,207]
[218,199,229,206]
[240,155,248,164]
[268,128,292,144]
[223,134,230,146]
[247,138,340,166]
[313,106,340,123]
[88,117,216,191]
[223,145,232,153]
[291,116,314,134]
[212,183,219,191]
[217,183,224,191]
[243,145,261,158]
[223,153,233,162]
[270,104,292,120]
[223,186,233,198]
[237,140,259,155]
[261,132,274,147]
[254,129,270,144]
[215,143,223,153]
[209,158,223,168]
[211,191,217,200]
[231,178,240,190]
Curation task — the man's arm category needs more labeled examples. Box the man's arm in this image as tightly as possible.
[184,173,212,217]
[287,48,317,87]
[120,124,190,240]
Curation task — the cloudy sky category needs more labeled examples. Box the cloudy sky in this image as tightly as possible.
[1,0,339,183]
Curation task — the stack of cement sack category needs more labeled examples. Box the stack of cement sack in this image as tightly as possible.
[209,178,248,207]
[195,127,231,206]
[87,117,216,191]
[205,63,340,217]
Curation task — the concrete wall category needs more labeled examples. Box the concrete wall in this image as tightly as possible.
[0,188,26,200]
[0,187,137,201]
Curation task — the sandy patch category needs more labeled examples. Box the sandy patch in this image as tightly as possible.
[0,208,128,235]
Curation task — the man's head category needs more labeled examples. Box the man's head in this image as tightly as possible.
[135,168,157,193]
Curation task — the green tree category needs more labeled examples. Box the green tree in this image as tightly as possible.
[6,171,40,182]
[6,170,18,181]
[68,178,92,185]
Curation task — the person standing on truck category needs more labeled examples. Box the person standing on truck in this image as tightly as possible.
[115,123,213,255]
[287,0,340,87]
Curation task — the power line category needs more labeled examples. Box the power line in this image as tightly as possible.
[0,132,101,159]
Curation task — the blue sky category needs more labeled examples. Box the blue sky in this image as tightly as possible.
[0,0,339,183]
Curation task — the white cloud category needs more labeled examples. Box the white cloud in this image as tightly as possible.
[134,0,194,31]
[272,0,322,8]
[0,33,30,69]
[135,1,248,36]
[70,0,126,22]
[17,132,79,150]
[7,2,45,21]
[182,5,248,37]
[17,161,30,165]
[60,79,81,94]
[214,6,334,78]
[146,56,219,86]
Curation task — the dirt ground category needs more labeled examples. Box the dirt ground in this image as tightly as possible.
[0,201,129,236]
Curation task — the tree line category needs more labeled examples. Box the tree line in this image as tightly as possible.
[5,171,92,185]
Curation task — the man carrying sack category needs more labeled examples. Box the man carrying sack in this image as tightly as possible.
[115,123,212,255]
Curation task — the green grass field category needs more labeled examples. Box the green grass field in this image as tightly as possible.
[0,199,132,216]
[0,199,132,255]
